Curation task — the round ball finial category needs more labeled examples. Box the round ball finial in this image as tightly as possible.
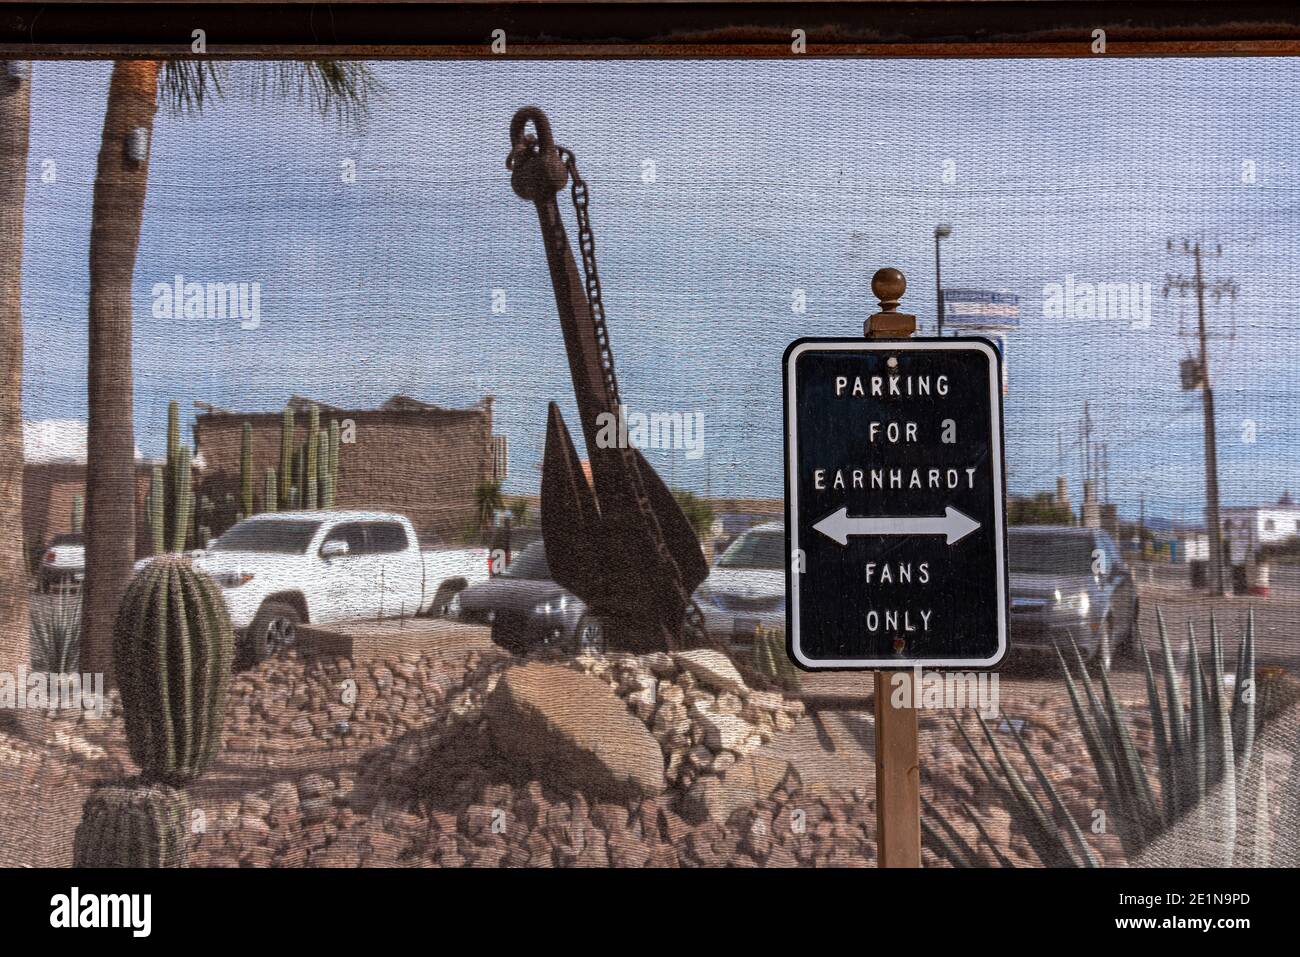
[872,268,906,310]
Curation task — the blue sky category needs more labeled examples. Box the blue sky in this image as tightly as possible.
[18,58,1300,520]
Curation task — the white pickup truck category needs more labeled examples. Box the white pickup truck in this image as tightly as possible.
[160,510,491,665]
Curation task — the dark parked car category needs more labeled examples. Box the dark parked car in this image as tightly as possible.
[449,541,605,655]
[1008,525,1137,672]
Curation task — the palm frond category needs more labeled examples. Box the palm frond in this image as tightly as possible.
[159,60,377,128]
[160,61,226,116]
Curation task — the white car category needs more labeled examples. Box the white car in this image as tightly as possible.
[38,532,85,591]
[139,510,491,666]
[692,521,786,650]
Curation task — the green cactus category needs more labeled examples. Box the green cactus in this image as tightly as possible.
[278,406,294,510]
[264,468,277,514]
[166,399,182,467]
[304,405,320,509]
[328,419,340,508]
[113,556,234,784]
[170,446,193,552]
[70,494,84,534]
[239,421,254,517]
[158,400,199,552]
[73,780,189,868]
[146,465,165,554]
[316,429,330,509]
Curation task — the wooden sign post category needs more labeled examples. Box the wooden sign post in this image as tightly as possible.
[783,266,1009,869]
[865,268,922,868]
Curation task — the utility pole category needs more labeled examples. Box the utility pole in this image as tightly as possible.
[1164,239,1237,597]
[1138,493,1146,558]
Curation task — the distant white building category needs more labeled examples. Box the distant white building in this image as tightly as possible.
[22,419,89,464]
[23,419,144,464]
[1221,494,1300,562]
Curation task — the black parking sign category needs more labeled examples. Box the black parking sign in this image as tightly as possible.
[784,338,1009,669]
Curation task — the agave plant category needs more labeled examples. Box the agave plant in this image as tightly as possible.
[751,625,802,693]
[30,589,82,674]
[928,607,1286,867]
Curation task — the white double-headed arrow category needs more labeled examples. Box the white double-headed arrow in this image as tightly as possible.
[813,506,981,546]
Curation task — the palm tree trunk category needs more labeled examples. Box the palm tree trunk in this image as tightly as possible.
[82,60,159,688]
[0,63,32,709]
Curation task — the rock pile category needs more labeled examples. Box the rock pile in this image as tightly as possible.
[568,648,805,805]
[0,633,1182,868]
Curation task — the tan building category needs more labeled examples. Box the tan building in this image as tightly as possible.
[193,395,499,544]
[21,419,159,565]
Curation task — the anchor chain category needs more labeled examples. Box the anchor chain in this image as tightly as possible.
[547,145,696,643]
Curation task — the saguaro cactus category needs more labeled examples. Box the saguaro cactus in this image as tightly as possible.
[113,556,234,784]
[328,419,340,508]
[239,421,255,517]
[146,465,165,554]
[73,780,189,868]
[264,468,277,513]
[158,400,199,552]
[317,429,331,509]
[166,399,182,466]
[170,446,193,553]
[304,405,320,509]
[278,405,295,510]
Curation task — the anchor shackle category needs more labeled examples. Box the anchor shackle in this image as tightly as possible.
[507,106,569,203]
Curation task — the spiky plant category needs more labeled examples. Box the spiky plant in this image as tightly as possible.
[932,608,1277,867]
[316,428,330,508]
[750,625,802,693]
[279,405,295,509]
[239,421,255,517]
[146,464,165,554]
[327,418,340,508]
[113,556,234,784]
[73,780,188,868]
[264,468,277,513]
[475,480,504,529]
[30,588,81,675]
[304,405,320,509]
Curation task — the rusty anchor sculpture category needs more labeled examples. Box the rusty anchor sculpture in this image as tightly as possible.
[506,106,708,652]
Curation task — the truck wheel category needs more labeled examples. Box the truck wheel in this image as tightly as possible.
[573,615,607,655]
[243,601,302,668]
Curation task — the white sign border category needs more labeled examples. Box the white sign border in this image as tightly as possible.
[785,337,1009,670]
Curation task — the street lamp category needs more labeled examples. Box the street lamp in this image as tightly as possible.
[934,224,952,336]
